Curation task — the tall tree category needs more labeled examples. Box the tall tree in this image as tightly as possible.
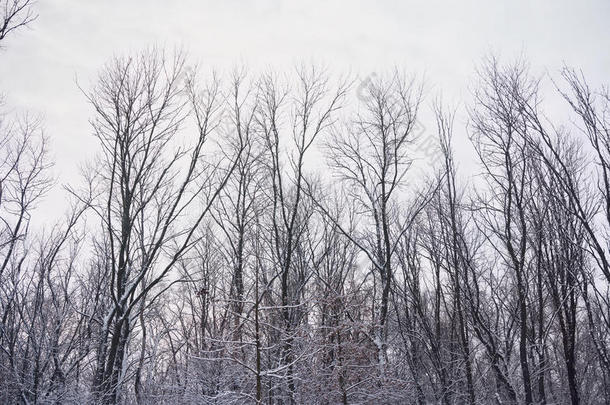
[82,49,242,404]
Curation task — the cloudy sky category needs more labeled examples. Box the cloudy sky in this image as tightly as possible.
[1,0,608,214]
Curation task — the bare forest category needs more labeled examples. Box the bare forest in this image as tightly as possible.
[1,1,610,404]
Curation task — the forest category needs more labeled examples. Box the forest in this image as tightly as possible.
[1,1,610,404]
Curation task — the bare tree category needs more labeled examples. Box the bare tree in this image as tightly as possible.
[0,115,51,280]
[0,0,36,46]
[321,70,427,367]
[0,111,93,404]
[256,66,346,404]
[517,65,610,402]
[469,57,541,404]
[79,49,243,404]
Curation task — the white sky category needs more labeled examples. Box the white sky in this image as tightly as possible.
[1,0,609,217]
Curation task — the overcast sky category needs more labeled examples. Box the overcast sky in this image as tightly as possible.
[1,0,609,216]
